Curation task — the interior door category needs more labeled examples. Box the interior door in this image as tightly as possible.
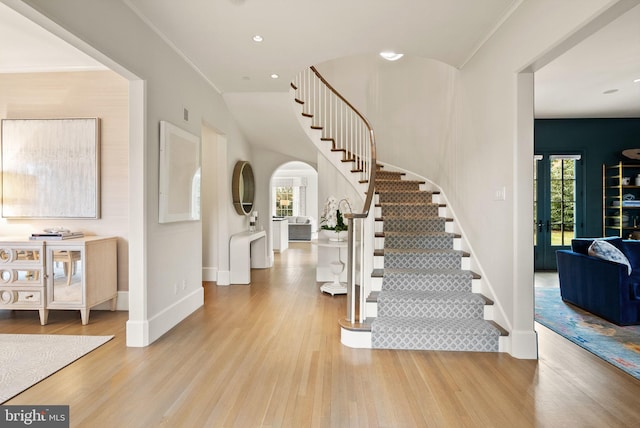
[535,154,583,270]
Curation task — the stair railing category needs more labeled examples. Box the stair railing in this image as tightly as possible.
[292,66,377,323]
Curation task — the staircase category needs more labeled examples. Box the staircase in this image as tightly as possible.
[291,67,507,352]
[370,169,505,351]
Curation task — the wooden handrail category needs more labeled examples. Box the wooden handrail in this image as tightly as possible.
[293,66,377,323]
[309,66,377,218]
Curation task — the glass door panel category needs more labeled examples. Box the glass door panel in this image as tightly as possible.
[535,154,582,270]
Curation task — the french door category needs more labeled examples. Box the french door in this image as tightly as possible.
[534,153,583,270]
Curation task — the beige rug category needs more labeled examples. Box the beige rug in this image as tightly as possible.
[0,334,113,403]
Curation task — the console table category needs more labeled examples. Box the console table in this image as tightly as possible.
[0,236,117,325]
[229,230,269,284]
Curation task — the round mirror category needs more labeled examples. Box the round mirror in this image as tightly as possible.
[232,160,255,215]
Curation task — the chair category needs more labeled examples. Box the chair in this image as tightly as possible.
[53,250,81,286]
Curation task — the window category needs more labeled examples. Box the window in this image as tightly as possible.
[276,186,293,216]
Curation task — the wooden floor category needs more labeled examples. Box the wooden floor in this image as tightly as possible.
[3,242,640,427]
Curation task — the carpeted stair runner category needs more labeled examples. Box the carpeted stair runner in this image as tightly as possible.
[371,169,501,352]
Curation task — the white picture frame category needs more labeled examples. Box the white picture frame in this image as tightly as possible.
[1,118,100,218]
[159,120,201,223]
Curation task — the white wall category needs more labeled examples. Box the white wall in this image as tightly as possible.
[317,154,364,222]
[315,55,457,176]
[201,125,228,283]
[8,0,253,345]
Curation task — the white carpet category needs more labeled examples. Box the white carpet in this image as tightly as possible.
[0,334,113,403]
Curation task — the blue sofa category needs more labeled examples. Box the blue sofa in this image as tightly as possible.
[556,237,640,325]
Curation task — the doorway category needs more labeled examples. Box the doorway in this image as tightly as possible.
[534,153,584,270]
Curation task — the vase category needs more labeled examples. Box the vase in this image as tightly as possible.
[320,229,347,242]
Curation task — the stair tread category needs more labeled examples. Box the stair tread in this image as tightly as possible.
[383,248,466,255]
[376,202,439,207]
[372,268,481,279]
[374,232,461,239]
[381,217,453,223]
[381,231,456,237]
[375,179,425,183]
[374,267,471,275]
[338,318,374,332]
[375,190,440,194]
[371,317,502,335]
[378,289,486,303]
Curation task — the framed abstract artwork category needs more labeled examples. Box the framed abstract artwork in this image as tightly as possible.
[1,118,100,218]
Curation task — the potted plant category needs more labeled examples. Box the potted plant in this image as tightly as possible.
[320,196,350,241]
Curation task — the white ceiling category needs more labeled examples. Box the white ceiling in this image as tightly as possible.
[535,3,640,118]
[0,3,105,73]
[0,0,638,119]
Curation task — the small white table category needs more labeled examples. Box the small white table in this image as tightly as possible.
[313,239,348,295]
[229,230,268,284]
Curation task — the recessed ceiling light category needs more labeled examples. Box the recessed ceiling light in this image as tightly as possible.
[634,78,640,83]
[252,35,263,42]
[271,74,279,79]
[603,89,619,94]
[379,51,404,61]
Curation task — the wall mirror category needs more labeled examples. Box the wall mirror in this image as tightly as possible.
[232,160,255,215]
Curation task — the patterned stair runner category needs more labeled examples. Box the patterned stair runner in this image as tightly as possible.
[370,170,501,352]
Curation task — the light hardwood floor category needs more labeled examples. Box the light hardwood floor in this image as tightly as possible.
[3,242,640,427]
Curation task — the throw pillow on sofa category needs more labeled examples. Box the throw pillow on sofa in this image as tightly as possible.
[588,239,632,275]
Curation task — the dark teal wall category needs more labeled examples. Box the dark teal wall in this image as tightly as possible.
[535,118,640,238]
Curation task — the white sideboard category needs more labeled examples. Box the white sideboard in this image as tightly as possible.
[0,236,117,325]
[229,230,269,284]
[272,218,288,253]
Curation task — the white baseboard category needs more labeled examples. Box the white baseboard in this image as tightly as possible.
[126,319,149,347]
[202,267,217,282]
[509,329,539,359]
[217,270,230,286]
[126,287,204,347]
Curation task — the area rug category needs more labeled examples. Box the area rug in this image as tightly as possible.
[535,287,640,380]
[0,334,113,403]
